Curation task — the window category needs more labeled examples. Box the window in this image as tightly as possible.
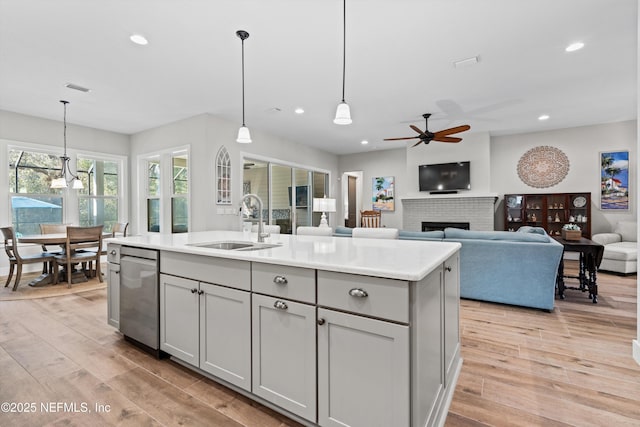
[8,148,63,236]
[140,146,190,234]
[146,159,161,232]
[77,157,120,233]
[216,146,231,204]
[172,152,188,233]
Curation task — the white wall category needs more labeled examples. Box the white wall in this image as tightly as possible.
[491,120,637,234]
[338,148,406,229]
[130,113,339,233]
[405,131,492,197]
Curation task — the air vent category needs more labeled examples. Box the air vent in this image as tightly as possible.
[65,83,91,93]
[453,56,479,69]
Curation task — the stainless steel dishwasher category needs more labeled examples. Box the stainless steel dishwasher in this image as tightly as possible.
[119,246,162,357]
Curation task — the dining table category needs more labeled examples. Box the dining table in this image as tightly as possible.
[18,232,111,286]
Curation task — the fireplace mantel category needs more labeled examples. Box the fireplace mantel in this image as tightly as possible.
[401,193,498,202]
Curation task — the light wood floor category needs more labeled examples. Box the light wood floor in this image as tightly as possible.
[0,262,637,426]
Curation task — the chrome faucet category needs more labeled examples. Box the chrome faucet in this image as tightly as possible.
[240,193,270,242]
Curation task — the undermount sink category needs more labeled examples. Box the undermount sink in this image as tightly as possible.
[188,241,280,251]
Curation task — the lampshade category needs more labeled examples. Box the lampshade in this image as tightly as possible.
[236,125,252,143]
[313,198,336,213]
[333,102,352,125]
[71,178,84,189]
[51,177,68,189]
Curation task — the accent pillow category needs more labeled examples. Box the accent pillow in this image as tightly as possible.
[444,227,550,243]
[398,230,444,240]
[614,221,637,242]
[517,226,547,235]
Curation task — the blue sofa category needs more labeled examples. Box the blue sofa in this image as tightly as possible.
[334,226,564,311]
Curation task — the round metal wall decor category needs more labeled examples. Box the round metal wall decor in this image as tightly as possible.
[516,146,569,188]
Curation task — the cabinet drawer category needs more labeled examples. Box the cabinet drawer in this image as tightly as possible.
[252,263,315,304]
[317,271,409,323]
[107,243,120,264]
[161,251,250,291]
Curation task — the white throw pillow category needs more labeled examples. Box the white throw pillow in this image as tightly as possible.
[614,221,637,242]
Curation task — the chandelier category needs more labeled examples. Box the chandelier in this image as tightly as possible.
[51,100,83,189]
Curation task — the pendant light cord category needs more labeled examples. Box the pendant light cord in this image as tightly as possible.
[61,100,68,156]
[341,0,346,102]
[241,38,246,126]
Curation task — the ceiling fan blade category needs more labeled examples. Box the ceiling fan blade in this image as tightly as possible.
[434,124,470,137]
[409,125,429,137]
[433,136,462,143]
[383,136,420,141]
[411,140,424,147]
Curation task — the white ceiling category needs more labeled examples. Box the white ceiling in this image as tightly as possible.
[0,0,637,155]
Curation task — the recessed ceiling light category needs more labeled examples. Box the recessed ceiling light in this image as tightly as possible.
[130,34,148,45]
[565,42,584,52]
[538,114,550,121]
[361,140,369,145]
[295,107,304,114]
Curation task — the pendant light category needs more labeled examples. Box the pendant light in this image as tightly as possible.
[236,30,252,143]
[333,0,352,125]
[51,100,84,189]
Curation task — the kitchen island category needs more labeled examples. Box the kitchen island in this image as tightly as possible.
[107,230,462,427]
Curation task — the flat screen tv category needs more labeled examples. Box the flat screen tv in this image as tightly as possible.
[419,161,471,193]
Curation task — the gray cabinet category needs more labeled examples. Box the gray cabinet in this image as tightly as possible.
[160,274,252,392]
[160,274,199,365]
[252,293,316,421]
[444,253,460,388]
[199,282,251,390]
[317,308,409,427]
[106,243,120,328]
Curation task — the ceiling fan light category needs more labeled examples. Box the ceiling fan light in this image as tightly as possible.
[236,125,252,143]
[51,177,68,189]
[333,102,352,125]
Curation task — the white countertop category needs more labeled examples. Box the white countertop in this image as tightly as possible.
[107,231,460,281]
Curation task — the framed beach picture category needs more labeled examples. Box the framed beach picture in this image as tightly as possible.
[600,151,629,210]
[372,176,395,211]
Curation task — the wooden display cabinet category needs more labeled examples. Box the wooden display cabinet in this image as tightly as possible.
[505,192,591,238]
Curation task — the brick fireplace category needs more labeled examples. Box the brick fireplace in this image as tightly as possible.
[402,195,498,232]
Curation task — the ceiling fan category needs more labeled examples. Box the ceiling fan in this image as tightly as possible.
[385,113,470,147]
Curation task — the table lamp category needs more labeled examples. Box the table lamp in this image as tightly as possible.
[313,197,336,228]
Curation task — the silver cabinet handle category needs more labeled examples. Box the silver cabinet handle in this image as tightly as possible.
[349,288,368,298]
[114,271,119,274]
[198,290,204,295]
[317,318,325,325]
[110,250,117,255]
[274,300,288,310]
[445,266,452,272]
[273,276,288,285]
[191,288,198,294]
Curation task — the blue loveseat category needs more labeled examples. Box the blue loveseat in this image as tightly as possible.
[334,226,564,311]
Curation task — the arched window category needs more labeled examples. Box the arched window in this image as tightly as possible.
[216,146,231,205]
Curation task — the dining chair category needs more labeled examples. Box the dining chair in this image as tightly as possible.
[352,228,399,239]
[39,223,68,273]
[2,226,57,291]
[111,222,129,237]
[360,210,382,228]
[296,226,333,236]
[54,225,104,288]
